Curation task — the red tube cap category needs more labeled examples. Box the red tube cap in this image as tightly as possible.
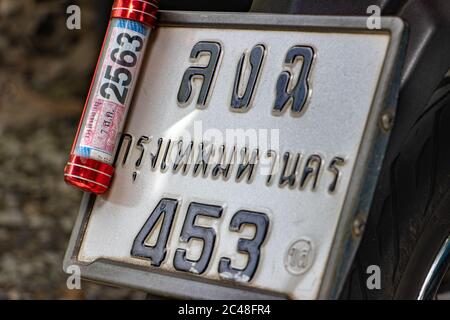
[111,0,159,28]
[64,155,115,194]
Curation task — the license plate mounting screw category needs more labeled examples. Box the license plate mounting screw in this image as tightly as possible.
[352,216,366,237]
[380,111,395,132]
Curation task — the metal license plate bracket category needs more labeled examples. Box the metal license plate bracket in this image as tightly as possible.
[64,10,406,300]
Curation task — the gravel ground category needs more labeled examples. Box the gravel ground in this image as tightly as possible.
[0,0,146,299]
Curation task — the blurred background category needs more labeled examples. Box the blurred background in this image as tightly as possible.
[0,0,142,299]
[0,0,253,299]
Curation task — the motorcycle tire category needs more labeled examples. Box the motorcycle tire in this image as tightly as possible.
[341,74,450,299]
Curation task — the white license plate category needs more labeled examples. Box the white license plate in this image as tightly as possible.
[64,11,405,299]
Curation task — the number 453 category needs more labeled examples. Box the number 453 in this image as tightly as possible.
[131,198,269,283]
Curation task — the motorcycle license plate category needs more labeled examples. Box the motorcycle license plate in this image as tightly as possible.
[64,11,405,299]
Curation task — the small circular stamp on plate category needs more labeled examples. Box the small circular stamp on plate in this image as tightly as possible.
[285,238,315,275]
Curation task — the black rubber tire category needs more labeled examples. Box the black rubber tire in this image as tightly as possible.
[340,76,450,299]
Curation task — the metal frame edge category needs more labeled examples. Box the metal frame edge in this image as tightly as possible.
[63,10,407,300]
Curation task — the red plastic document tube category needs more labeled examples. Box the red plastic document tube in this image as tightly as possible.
[64,0,159,194]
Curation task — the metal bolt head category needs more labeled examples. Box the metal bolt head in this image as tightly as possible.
[352,217,366,237]
[380,111,394,131]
